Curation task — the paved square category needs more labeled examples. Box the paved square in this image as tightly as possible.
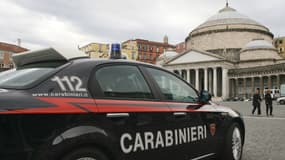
[219,101,285,160]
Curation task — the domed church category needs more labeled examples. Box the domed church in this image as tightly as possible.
[162,3,285,99]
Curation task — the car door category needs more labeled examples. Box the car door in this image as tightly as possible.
[90,64,172,160]
[143,66,215,160]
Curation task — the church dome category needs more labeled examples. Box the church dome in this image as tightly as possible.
[194,5,266,31]
[158,50,178,59]
[240,39,281,61]
[185,3,274,59]
[156,50,178,66]
[243,39,275,50]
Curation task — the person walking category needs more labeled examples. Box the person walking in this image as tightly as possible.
[264,90,273,116]
[252,88,262,115]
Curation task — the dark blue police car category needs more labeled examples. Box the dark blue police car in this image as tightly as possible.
[0,46,244,160]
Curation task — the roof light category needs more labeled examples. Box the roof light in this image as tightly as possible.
[110,43,122,59]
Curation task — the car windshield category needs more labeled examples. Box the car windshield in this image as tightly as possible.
[0,68,54,89]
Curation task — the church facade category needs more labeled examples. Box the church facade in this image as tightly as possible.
[161,4,285,99]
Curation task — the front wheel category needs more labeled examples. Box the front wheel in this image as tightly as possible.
[220,123,243,160]
[61,147,109,160]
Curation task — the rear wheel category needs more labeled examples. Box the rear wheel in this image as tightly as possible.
[280,100,285,105]
[220,123,243,160]
[61,147,109,160]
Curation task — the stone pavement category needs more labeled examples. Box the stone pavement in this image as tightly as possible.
[219,101,285,160]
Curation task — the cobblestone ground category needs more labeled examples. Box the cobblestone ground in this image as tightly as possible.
[219,101,285,160]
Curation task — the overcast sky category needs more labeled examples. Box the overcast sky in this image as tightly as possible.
[0,0,284,50]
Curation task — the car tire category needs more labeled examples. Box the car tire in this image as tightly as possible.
[280,100,285,105]
[61,147,109,160]
[220,123,243,160]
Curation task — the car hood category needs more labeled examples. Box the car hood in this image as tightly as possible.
[197,102,241,117]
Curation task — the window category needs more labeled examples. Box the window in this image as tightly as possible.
[156,47,160,53]
[0,68,55,89]
[95,65,153,99]
[99,44,102,52]
[279,40,283,44]
[132,52,136,60]
[146,67,198,102]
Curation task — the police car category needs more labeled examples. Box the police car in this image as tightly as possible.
[0,45,244,160]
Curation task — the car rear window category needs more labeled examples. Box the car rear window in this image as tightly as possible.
[0,68,55,89]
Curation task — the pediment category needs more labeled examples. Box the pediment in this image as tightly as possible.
[166,49,224,65]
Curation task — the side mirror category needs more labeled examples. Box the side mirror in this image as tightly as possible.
[199,90,211,103]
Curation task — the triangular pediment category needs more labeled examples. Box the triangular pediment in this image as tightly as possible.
[166,49,224,65]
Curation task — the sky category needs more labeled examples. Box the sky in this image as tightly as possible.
[0,0,284,50]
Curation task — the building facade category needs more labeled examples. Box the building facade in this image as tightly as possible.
[161,3,285,99]
[0,42,28,71]
[121,40,139,60]
[274,37,285,58]
[79,42,138,60]
[79,43,110,59]
[80,37,181,63]
[135,38,176,64]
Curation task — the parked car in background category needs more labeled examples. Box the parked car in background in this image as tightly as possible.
[277,96,285,104]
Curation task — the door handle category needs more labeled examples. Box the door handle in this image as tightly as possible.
[173,112,187,117]
[106,113,130,118]
[187,105,201,109]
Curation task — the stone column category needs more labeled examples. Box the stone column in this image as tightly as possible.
[222,68,229,99]
[251,77,255,97]
[195,69,199,90]
[260,77,264,97]
[268,76,272,89]
[186,69,190,83]
[209,69,213,94]
[229,79,234,98]
[277,75,280,89]
[243,78,246,98]
[204,68,208,91]
[235,78,239,97]
[213,67,217,97]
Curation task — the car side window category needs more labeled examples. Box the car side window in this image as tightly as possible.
[146,67,198,103]
[95,65,154,99]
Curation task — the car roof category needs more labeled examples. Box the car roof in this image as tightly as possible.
[70,57,160,69]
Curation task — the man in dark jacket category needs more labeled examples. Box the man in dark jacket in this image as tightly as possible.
[264,90,273,116]
[252,88,262,115]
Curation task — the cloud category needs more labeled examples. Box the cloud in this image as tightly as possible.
[1,0,285,50]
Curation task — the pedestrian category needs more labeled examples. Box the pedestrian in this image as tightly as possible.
[252,88,262,115]
[264,89,273,116]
